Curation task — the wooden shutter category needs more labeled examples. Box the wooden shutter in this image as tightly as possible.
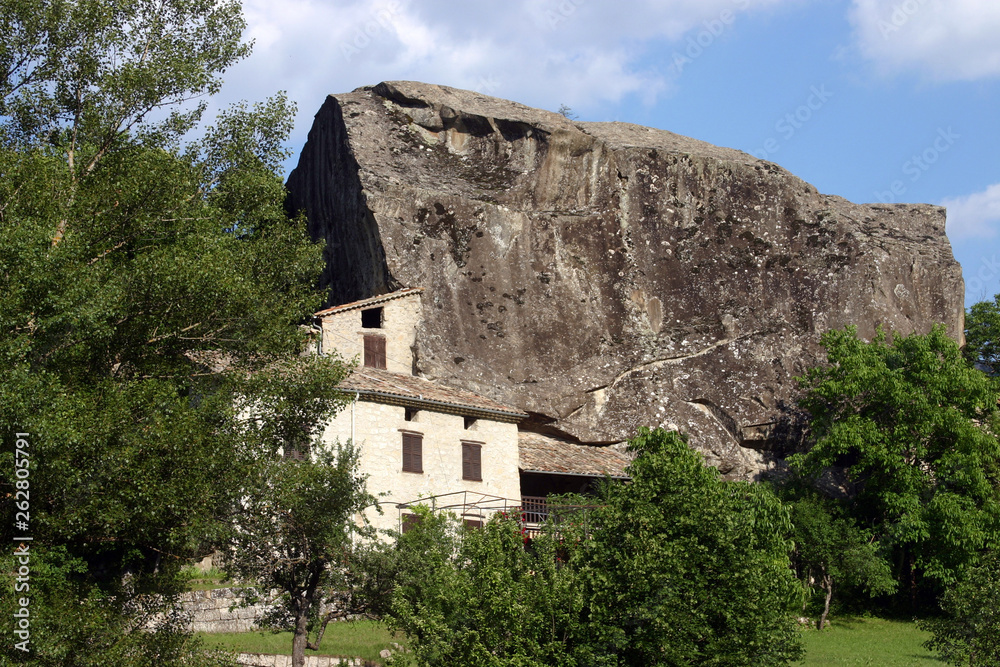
[462,442,482,481]
[363,334,386,369]
[402,432,422,473]
[402,513,421,533]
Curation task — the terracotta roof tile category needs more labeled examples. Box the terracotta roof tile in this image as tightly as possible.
[339,368,527,422]
[315,288,424,317]
[518,432,631,478]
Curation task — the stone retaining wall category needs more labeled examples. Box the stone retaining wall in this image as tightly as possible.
[235,654,370,667]
[180,588,275,633]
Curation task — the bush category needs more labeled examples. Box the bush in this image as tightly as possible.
[388,428,804,666]
[920,554,1000,666]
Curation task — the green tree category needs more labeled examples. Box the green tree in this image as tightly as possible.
[0,0,329,663]
[225,356,377,667]
[963,295,1000,374]
[784,492,896,629]
[791,326,1000,603]
[388,428,804,667]
[578,428,803,666]
[226,447,375,667]
[388,507,588,667]
[919,553,1000,666]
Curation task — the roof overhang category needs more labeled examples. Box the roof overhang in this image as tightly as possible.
[520,468,630,480]
[340,388,526,423]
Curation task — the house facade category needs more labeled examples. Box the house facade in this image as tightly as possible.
[315,289,526,533]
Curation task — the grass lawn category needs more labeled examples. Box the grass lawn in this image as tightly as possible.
[797,617,941,666]
[196,620,401,664]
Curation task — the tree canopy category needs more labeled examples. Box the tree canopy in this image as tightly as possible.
[790,325,1000,603]
[919,552,1000,666]
[964,295,1000,374]
[0,1,333,663]
[388,428,804,667]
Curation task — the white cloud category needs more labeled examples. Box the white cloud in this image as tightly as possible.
[206,0,793,174]
[849,0,1000,81]
[943,183,1000,240]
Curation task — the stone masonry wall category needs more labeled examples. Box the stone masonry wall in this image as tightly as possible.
[321,400,521,534]
[320,294,422,374]
[236,654,370,667]
[180,588,275,633]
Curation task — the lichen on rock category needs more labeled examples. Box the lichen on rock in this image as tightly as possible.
[286,80,964,478]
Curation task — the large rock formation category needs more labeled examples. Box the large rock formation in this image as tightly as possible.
[286,81,964,478]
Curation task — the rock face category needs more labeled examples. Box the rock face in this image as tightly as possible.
[286,81,965,478]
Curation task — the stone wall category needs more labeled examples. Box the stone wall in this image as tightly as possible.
[235,654,371,667]
[180,588,275,633]
[320,293,422,374]
[321,400,521,533]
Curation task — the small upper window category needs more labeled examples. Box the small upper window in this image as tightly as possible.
[364,334,386,369]
[361,307,383,329]
[464,416,477,430]
[404,407,418,422]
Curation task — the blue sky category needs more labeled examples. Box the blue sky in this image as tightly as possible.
[215,0,1000,307]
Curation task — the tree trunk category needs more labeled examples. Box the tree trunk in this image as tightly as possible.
[818,573,833,631]
[291,600,311,667]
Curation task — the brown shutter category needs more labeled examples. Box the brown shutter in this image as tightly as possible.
[364,334,386,369]
[402,513,421,533]
[462,442,482,481]
[402,432,422,473]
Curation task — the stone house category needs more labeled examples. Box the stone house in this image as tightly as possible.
[315,289,526,533]
[314,288,630,534]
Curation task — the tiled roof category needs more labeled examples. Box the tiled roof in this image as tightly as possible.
[315,288,424,317]
[518,432,631,478]
[339,368,527,422]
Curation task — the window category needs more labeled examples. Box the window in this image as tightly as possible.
[404,407,418,422]
[402,432,423,473]
[363,334,386,369]
[462,441,482,481]
[402,513,421,533]
[463,416,477,430]
[462,517,483,530]
[361,306,383,328]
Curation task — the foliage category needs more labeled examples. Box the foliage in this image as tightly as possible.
[0,0,329,663]
[226,441,376,667]
[577,428,803,666]
[963,295,1000,374]
[0,546,237,667]
[387,428,803,667]
[223,350,368,667]
[783,489,896,629]
[388,507,587,667]
[790,326,1000,597]
[919,553,1000,666]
